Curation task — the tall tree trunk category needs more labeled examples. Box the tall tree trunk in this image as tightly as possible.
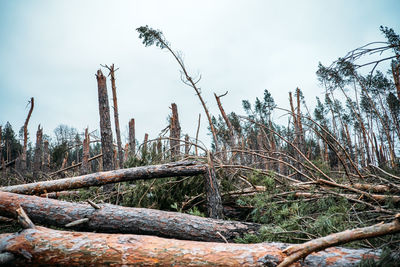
[32,125,43,179]
[128,118,135,157]
[21,97,34,173]
[96,69,114,191]
[107,64,124,168]
[184,134,190,156]
[170,103,181,160]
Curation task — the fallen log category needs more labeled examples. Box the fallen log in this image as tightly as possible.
[0,161,207,195]
[278,214,400,267]
[0,226,379,266]
[0,159,16,171]
[293,191,400,203]
[0,191,260,242]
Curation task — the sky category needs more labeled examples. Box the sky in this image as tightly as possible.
[0,0,399,148]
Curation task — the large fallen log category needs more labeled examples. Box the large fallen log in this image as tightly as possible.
[1,226,379,266]
[0,191,260,242]
[0,161,207,195]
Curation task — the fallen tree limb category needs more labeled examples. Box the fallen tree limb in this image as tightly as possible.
[278,214,400,267]
[0,191,260,242]
[0,161,207,195]
[0,159,16,171]
[292,191,400,203]
[1,226,379,266]
[49,153,103,177]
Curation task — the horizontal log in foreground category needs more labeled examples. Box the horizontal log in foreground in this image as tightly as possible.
[0,161,207,195]
[1,226,379,266]
[0,191,260,242]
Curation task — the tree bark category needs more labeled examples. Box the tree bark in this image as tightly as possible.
[107,64,124,168]
[96,69,114,192]
[0,161,207,195]
[32,125,43,178]
[170,103,181,160]
[0,190,260,242]
[0,226,380,266]
[204,152,223,219]
[20,97,34,172]
[42,140,50,173]
[128,118,136,157]
[80,128,90,175]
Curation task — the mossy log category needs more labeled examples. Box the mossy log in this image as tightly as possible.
[0,226,379,266]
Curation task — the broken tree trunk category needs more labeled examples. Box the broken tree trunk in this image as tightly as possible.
[0,190,260,242]
[205,152,223,219]
[96,69,114,191]
[0,161,207,195]
[0,226,380,266]
[128,118,136,157]
[42,140,49,173]
[80,128,90,175]
[107,64,124,168]
[32,125,43,178]
[170,103,181,160]
[20,97,34,173]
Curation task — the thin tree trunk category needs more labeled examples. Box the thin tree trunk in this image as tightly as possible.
[170,103,181,160]
[128,118,135,157]
[184,134,190,156]
[96,69,114,191]
[32,125,43,179]
[80,128,90,175]
[1,161,207,195]
[21,97,34,172]
[107,64,124,168]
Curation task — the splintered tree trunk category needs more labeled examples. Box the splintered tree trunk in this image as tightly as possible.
[0,161,207,195]
[142,133,149,156]
[128,118,135,157]
[0,191,261,242]
[170,103,181,160]
[42,140,49,173]
[32,125,43,179]
[184,134,190,156]
[204,153,223,219]
[96,69,114,191]
[80,128,90,175]
[21,97,34,172]
[107,64,124,168]
[0,226,380,266]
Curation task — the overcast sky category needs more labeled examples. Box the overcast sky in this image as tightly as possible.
[0,0,399,148]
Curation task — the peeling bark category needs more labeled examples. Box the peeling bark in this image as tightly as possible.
[0,191,260,242]
[0,226,379,266]
[0,161,207,195]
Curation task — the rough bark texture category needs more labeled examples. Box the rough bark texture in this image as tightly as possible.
[42,140,49,173]
[0,161,207,195]
[96,70,114,172]
[20,97,34,172]
[0,191,260,242]
[0,226,379,266]
[142,133,149,155]
[204,153,223,219]
[184,134,190,156]
[32,125,43,178]
[279,216,400,267]
[170,103,181,160]
[107,64,124,169]
[80,128,90,175]
[128,118,135,157]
